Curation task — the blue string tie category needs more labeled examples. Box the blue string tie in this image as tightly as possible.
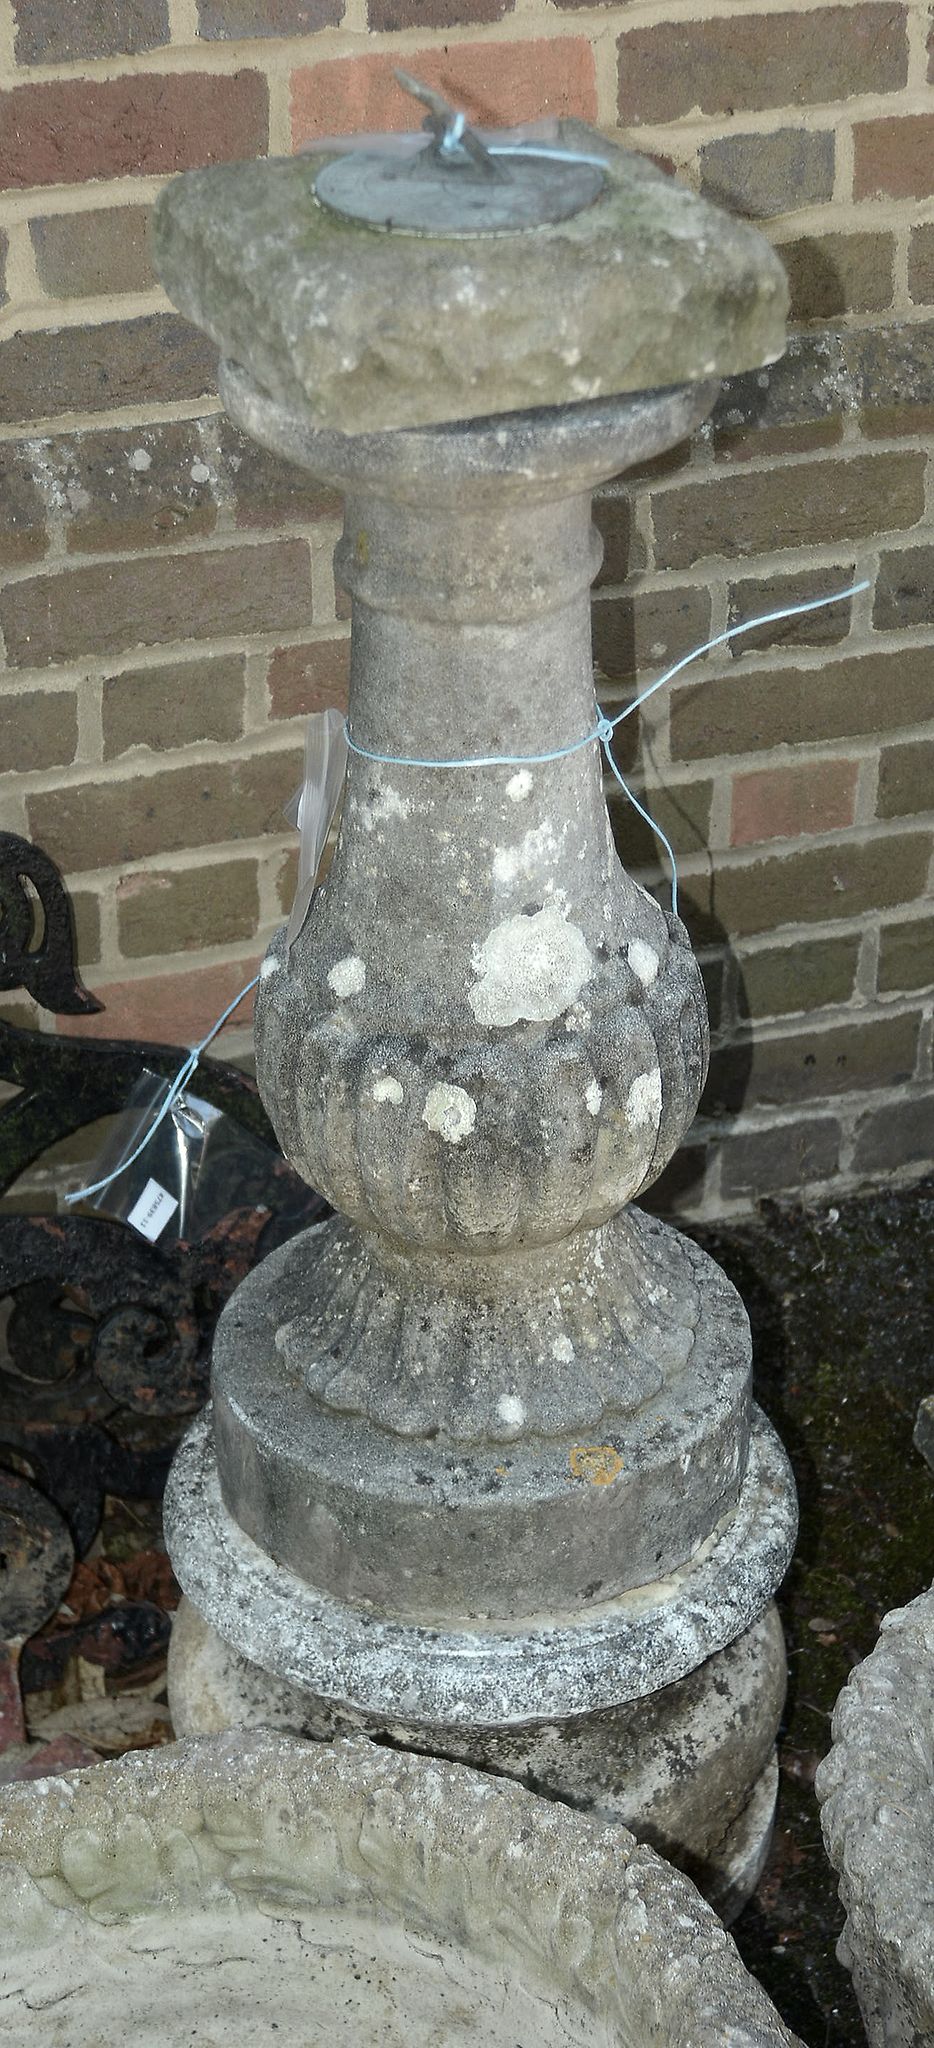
[65,576,867,1206]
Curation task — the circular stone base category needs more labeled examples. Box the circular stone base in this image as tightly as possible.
[169,1594,786,1920]
[165,1404,796,1726]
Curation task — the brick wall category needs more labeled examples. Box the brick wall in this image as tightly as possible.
[1,0,932,1220]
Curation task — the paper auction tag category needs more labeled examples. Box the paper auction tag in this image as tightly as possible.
[127,1177,179,1243]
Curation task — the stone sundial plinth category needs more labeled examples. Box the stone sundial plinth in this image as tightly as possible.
[156,96,797,1917]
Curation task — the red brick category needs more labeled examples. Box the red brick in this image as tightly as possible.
[0,317,218,427]
[704,1011,921,1113]
[0,228,7,311]
[291,40,597,145]
[3,689,78,774]
[56,959,259,1047]
[217,421,342,531]
[671,645,934,761]
[908,224,934,306]
[116,860,260,957]
[0,72,268,192]
[618,8,907,127]
[1,541,313,668]
[730,760,859,848]
[853,1093,934,1172]
[267,639,350,720]
[592,584,711,688]
[854,114,934,200]
[738,934,861,1018]
[199,0,341,32]
[778,232,894,322]
[29,207,156,300]
[877,739,934,820]
[0,445,47,566]
[719,1117,841,1199]
[28,748,304,872]
[103,655,246,758]
[727,566,855,655]
[13,0,169,63]
[700,128,834,220]
[368,0,510,27]
[652,452,925,571]
[679,833,931,945]
[877,915,934,994]
[49,423,218,556]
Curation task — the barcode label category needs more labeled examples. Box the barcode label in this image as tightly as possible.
[127,1178,179,1243]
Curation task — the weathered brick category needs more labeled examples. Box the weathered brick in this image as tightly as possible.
[699,129,834,221]
[637,1144,707,1216]
[592,496,631,589]
[291,40,597,145]
[877,915,934,994]
[0,445,48,566]
[672,645,934,761]
[0,317,218,427]
[369,0,510,27]
[116,860,260,957]
[679,834,931,945]
[30,207,155,300]
[267,639,350,720]
[908,224,934,306]
[12,0,169,63]
[777,232,894,322]
[730,759,858,847]
[2,689,78,774]
[216,421,342,531]
[38,423,217,556]
[854,113,934,200]
[653,452,924,572]
[0,72,268,192]
[845,320,934,436]
[592,584,710,687]
[727,565,855,655]
[853,1093,934,1172]
[618,8,906,128]
[0,229,7,311]
[713,334,844,450]
[103,655,246,759]
[877,739,934,819]
[720,1117,842,1198]
[71,890,102,970]
[1,541,313,668]
[28,746,303,873]
[738,935,861,1018]
[56,959,258,1047]
[199,0,341,32]
[608,777,713,872]
[704,1011,921,1114]
[874,544,934,630]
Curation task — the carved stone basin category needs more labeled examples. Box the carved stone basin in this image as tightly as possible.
[0,1732,800,2045]
[817,1586,934,2048]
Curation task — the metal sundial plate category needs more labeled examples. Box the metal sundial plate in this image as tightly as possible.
[314,148,606,236]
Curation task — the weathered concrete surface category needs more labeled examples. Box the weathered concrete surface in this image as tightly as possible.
[154,126,787,435]
[168,1594,786,1915]
[166,1405,795,1724]
[0,1733,802,2046]
[816,1585,934,2048]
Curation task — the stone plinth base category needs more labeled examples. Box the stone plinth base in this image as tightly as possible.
[168,1593,785,1920]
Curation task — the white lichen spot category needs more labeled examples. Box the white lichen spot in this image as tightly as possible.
[129,447,151,472]
[585,1079,603,1116]
[357,784,410,833]
[328,955,365,998]
[628,939,659,988]
[422,1083,476,1145]
[627,1067,663,1130]
[372,1076,403,1105]
[491,820,560,889]
[259,955,279,981]
[497,1393,525,1430]
[506,770,532,803]
[190,459,211,483]
[470,908,592,1029]
[552,1335,575,1364]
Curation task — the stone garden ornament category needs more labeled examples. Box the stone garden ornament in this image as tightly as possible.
[0,1731,803,2046]
[154,85,798,1915]
[817,1586,934,2047]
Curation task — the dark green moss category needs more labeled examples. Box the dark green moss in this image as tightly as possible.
[688,1175,934,2046]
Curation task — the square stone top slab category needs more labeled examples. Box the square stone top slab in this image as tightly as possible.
[153,124,787,437]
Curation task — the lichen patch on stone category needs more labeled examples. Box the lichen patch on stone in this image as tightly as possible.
[372,1077,403,1105]
[422,1083,477,1145]
[328,955,366,998]
[469,907,592,1028]
[628,939,659,988]
[627,1067,662,1129]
